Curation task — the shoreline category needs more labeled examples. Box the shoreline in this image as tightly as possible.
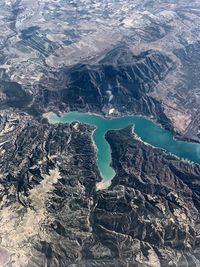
[44,111,200,190]
[44,111,200,146]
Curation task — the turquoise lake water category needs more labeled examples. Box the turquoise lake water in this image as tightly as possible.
[48,112,200,183]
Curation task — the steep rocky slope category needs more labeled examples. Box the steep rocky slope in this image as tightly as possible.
[0,0,200,266]
[0,115,200,266]
[0,0,200,140]
[91,126,200,266]
[36,46,174,133]
[0,110,100,266]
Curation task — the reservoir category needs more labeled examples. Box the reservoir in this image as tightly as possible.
[48,112,200,184]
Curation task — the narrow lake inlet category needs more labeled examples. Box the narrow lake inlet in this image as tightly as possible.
[47,112,200,187]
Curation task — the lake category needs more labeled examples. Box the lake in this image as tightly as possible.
[47,112,200,184]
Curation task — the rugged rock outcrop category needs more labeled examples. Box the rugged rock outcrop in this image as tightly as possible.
[36,46,174,133]
[0,115,200,266]
[0,111,100,266]
[91,126,200,266]
[0,1,200,266]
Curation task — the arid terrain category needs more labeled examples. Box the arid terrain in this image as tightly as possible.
[0,0,200,266]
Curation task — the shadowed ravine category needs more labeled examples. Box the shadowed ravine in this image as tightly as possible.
[47,112,200,184]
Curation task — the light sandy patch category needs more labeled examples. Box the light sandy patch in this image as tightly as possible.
[30,168,61,208]
[96,180,111,190]
[47,33,68,42]
[43,112,55,121]
[147,248,161,267]
[109,108,115,115]
[0,168,61,267]
[164,106,191,132]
